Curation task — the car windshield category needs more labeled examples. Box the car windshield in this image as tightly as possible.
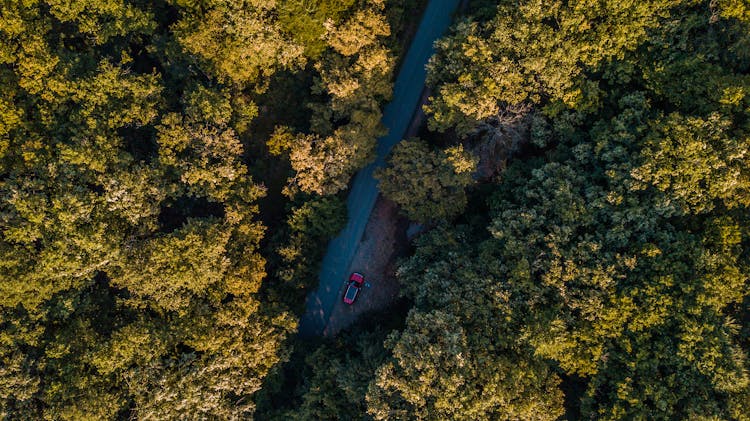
[345,285,358,300]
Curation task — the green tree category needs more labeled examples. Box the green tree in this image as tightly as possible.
[112,219,231,314]
[173,0,305,87]
[325,9,391,57]
[376,138,477,222]
[407,2,750,412]
[271,0,394,197]
[287,330,390,420]
[0,0,304,417]
[274,196,347,306]
[425,0,700,133]
[277,0,358,57]
[366,226,565,420]
[632,112,750,214]
[368,308,563,420]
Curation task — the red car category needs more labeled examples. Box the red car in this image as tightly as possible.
[343,272,365,304]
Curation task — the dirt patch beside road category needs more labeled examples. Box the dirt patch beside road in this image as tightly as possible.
[323,197,410,336]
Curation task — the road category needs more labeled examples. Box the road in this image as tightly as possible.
[297,0,462,337]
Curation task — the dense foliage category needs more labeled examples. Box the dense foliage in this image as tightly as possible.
[3,0,750,419]
[375,138,476,222]
[274,0,750,419]
[0,0,398,418]
[372,0,750,418]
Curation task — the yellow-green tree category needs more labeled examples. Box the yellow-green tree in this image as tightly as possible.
[375,138,477,222]
[174,0,305,87]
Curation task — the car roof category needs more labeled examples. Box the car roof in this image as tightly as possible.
[345,285,358,299]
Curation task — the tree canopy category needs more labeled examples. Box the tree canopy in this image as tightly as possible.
[390,0,750,417]
[0,0,400,417]
[375,138,477,222]
[3,0,750,419]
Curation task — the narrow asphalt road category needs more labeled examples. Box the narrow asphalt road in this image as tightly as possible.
[298,0,462,337]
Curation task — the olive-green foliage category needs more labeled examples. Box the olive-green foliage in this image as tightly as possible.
[485,97,750,419]
[285,330,390,420]
[632,112,750,214]
[113,219,232,314]
[425,0,706,134]
[375,138,477,222]
[270,0,394,196]
[274,197,347,308]
[0,0,323,417]
[367,228,565,420]
[258,0,750,418]
[370,0,750,419]
[174,0,306,87]
[0,0,396,416]
[278,0,358,57]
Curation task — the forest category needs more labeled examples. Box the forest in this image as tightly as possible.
[1,0,749,420]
